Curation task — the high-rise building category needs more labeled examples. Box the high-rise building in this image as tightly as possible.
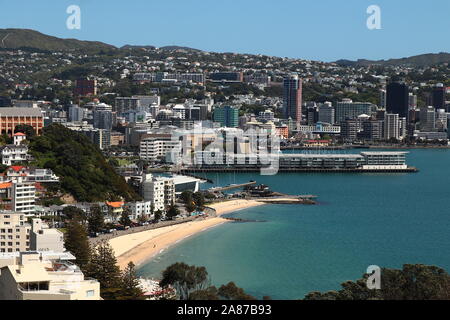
[340,119,358,141]
[386,82,409,118]
[318,102,335,124]
[141,174,175,212]
[408,93,417,110]
[335,99,374,123]
[68,105,84,122]
[419,106,436,132]
[379,89,387,109]
[283,75,302,122]
[432,84,446,110]
[384,113,400,140]
[213,106,239,127]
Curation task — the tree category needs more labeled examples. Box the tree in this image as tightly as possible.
[304,264,450,300]
[180,191,193,205]
[185,202,196,214]
[14,124,35,137]
[62,206,86,222]
[86,241,123,300]
[119,208,132,227]
[160,262,211,300]
[64,219,91,272]
[119,262,145,300]
[217,282,256,300]
[193,192,205,210]
[154,210,163,222]
[166,205,180,220]
[87,204,104,233]
[137,214,148,224]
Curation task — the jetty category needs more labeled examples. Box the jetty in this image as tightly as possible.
[209,181,257,192]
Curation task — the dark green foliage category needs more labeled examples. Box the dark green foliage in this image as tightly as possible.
[160,262,211,300]
[62,206,86,222]
[14,124,36,138]
[153,210,163,222]
[161,263,255,300]
[217,282,256,300]
[119,208,132,226]
[28,124,139,202]
[166,204,180,220]
[304,264,450,300]
[118,262,145,300]
[64,219,91,272]
[85,241,123,300]
[87,204,104,233]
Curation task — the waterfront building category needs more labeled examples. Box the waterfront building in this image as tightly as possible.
[340,119,358,141]
[386,82,409,118]
[297,123,341,135]
[419,106,436,132]
[283,75,302,123]
[384,113,400,140]
[141,174,175,212]
[190,151,411,171]
[0,251,100,300]
[360,119,383,141]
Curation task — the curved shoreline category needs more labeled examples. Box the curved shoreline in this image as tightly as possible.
[112,200,266,270]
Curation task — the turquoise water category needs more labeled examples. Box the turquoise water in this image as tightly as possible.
[137,149,450,299]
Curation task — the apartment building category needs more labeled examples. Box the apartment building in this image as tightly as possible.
[141,174,175,212]
[0,251,101,300]
[11,179,36,215]
[139,135,181,162]
[0,212,64,253]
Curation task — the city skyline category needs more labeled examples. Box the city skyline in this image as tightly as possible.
[0,0,449,62]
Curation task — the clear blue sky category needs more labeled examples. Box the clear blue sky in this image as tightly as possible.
[0,0,449,62]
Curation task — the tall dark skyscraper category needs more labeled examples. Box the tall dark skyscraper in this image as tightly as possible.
[283,75,302,122]
[432,84,446,110]
[386,82,409,118]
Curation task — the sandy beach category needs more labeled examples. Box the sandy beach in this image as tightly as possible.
[112,199,265,269]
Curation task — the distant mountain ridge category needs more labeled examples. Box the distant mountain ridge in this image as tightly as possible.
[0,28,447,66]
[0,28,116,52]
[335,52,450,67]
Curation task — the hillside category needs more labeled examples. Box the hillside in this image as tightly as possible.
[28,124,140,202]
[335,52,450,67]
[0,28,116,52]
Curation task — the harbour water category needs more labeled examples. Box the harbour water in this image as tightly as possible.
[137,149,450,299]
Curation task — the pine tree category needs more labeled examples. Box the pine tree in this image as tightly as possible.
[64,219,91,272]
[88,204,104,233]
[86,241,123,300]
[119,262,145,300]
[119,208,132,226]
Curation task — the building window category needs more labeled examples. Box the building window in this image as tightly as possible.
[86,290,95,297]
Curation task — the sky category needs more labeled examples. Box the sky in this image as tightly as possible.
[0,0,449,62]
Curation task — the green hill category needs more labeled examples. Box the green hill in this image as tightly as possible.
[28,124,139,202]
[335,52,450,67]
[0,28,116,52]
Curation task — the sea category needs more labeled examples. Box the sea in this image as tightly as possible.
[137,149,450,299]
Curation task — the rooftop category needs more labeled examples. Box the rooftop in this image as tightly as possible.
[0,107,43,117]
